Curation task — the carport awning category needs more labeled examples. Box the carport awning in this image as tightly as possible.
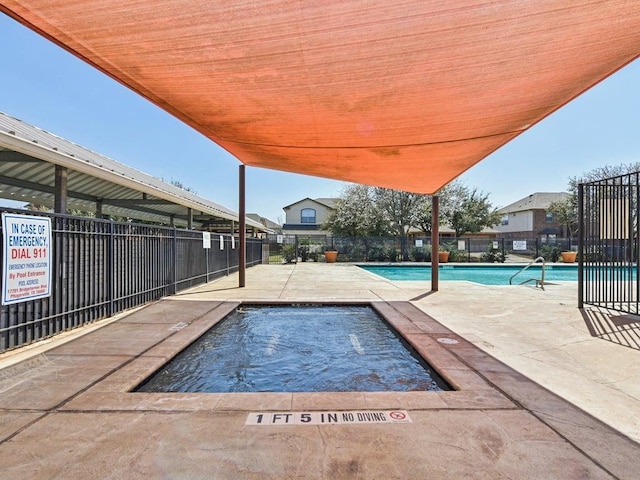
[2,1,639,193]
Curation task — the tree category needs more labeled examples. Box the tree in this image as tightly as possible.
[567,162,640,196]
[168,179,197,194]
[444,186,501,237]
[323,184,389,237]
[372,188,427,259]
[557,162,640,238]
[548,197,578,237]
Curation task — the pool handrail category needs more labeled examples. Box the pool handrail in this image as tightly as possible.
[510,256,546,289]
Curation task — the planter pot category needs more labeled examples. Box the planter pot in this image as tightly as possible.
[561,251,577,263]
[438,251,450,263]
[324,251,338,263]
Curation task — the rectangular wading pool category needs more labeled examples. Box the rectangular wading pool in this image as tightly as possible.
[136,305,451,393]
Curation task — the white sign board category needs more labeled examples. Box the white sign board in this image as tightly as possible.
[492,241,499,249]
[231,236,235,249]
[415,239,423,247]
[457,240,465,250]
[202,232,211,249]
[219,235,224,250]
[513,240,527,251]
[2,213,52,305]
[276,235,284,244]
[245,410,412,426]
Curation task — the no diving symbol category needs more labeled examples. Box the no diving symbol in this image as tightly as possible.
[389,411,406,420]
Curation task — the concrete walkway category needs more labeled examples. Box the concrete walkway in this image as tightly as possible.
[1,263,639,479]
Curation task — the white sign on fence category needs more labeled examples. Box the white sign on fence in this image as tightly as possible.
[513,240,527,251]
[219,235,225,250]
[202,232,211,249]
[492,241,499,249]
[415,239,423,247]
[457,240,465,250]
[2,213,52,305]
[277,235,284,244]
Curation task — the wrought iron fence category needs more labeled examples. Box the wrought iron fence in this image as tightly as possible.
[579,172,640,314]
[0,208,262,352]
[265,234,577,264]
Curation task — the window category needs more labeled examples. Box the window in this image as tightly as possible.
[546,212,553,223]
[301,208,316,223]
[501,214,509,226]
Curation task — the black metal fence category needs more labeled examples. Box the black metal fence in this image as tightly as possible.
[0,208,262,352]
[266,234,577,263]
[579,172,640,314]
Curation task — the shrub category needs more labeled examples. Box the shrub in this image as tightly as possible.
[539,245,561,263]
[409,246,428,262]
[386,247,400,262]
[480,244,507,263]
[282,244,297,263]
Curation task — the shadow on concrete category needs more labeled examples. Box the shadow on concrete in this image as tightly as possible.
[409,291,437,301]
[581,306,640,351]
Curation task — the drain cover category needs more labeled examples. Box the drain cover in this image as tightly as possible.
[437,338,458,345]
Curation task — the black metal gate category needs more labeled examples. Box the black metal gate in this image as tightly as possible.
[264,234,329,263]
[579,172,640,313]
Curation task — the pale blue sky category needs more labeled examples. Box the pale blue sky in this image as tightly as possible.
[1,13,638,223]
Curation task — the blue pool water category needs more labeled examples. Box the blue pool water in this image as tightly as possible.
[360,264,579,285]
[136,305,449,393]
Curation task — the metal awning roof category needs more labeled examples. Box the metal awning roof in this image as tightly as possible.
[0,112,266,231]
[0,2,639,194]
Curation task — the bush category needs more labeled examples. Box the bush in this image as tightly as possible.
[367,245,387,261]
[282,244,297,263]
[386,247,400,262]
[409,246,428,262]
[480,244,507,263]
[539,245,561,263]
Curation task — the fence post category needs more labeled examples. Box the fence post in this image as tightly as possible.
[578,183,584,308]
[172,227,177,295]
[205,246,209,283]
[108,220,115,317]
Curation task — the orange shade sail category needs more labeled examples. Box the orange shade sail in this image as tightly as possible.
[2,1,639,193]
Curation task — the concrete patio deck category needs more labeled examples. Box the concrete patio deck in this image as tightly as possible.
[1,263,639,479]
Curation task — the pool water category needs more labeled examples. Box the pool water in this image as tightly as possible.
[361,264,579,284]
[136,305,449,393]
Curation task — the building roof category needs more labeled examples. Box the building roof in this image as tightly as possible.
[497,192,570,214]
[0,112,266,230]
[246,213,281,231]
[2,2,638,194]
[283,197,338,210]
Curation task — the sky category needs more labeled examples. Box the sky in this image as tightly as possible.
[0,13,639,223]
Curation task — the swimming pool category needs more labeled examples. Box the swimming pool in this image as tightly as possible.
[136,305,449,393]
[360,264,578,284]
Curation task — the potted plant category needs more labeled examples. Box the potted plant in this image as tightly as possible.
[561,251,577,263]
[437,243,451,263]
[324,246,338,263]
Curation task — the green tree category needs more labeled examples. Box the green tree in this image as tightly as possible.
[556,162,640,238]
[444,186,500,237]
[323,184,389,237]
[548,197,578,237]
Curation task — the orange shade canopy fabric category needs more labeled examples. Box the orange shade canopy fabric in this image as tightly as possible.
[2,1,639,194]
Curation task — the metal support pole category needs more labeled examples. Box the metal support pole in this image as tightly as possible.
[578,184,584,308]
[239,165,246,287]
[54,165,68,214]
[187,207,193,230]
[431,195,439,292]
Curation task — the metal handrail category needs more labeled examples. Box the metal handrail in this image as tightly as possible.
[509,256,546,289]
